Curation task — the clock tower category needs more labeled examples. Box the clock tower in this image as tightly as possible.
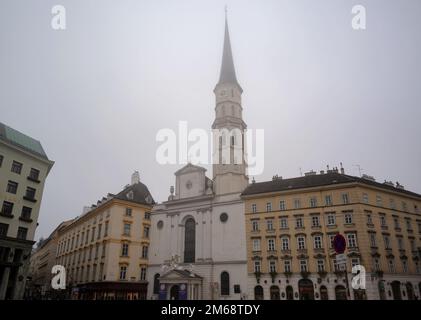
[212,14,248,195]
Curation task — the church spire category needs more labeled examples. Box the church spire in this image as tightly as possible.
[217,9,240,88]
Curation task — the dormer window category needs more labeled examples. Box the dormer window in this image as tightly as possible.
[126,190,134,200]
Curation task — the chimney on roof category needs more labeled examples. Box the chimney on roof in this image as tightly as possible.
[396,182,404,189]
[320,170,325,175]
[304,170,317,176]
[340,162,345,174]
[131,171,140,185]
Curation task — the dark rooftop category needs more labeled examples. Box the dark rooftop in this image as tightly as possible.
[242,172,421,199]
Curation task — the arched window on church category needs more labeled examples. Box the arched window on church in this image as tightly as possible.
[184,218,196,263]
[153,273,160,294]
[220,271,230,296]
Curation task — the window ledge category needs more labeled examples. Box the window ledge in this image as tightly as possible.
[0,212,14,219]
[23,196,37,203]
[27,176,41,183]
[19,217,33,223]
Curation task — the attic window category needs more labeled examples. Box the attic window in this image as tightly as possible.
[145,195,153,204]
[126,191,134,200]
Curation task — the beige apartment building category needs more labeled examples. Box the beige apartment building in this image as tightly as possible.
[242,168,421,300]
[55,172,154,300]
[27,219,73,299]
[0,122,54,300]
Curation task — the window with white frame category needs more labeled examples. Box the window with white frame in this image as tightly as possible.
[295,217,304,229]
[252,220,259,232]
[376,195,383,207]
[406,219,412,230]
[397,237,404,250]
[281,237,289,251]
[266,202,272,212]
[389,198,396,210]
[317,259,325,272]
[269,260,277,273]
[327,213,336,226]
[369,233,377,247]
[366,213,373,225]
[254,260,261,273]
[344,212,353,224]
[312,216,320,227]
[314,235,323,249]
[121,243,129,256]
[380,215,387,227]
[294,199,301,209]
[342,193,349,204]
[279,200,286,211]
[394,217,400,229]
[402,260,408,273]
[119,265,127,280]
[325,195,333,206]
[388,259,395,273]
[328,234,335,248]
[299,260,308,272]
[280,217,288,229]
[252,238,261,251]
[373,258,381,271]
[252,204,257,213]
[297,236,306,250]
[362,193,369,204]
[416,261,421,274]
[383,235,391,249]
[410,239,416,251]
[347,233,357,248]
[267,219,274,231]
[402,201,408,212]
[284,260,291,273]
[140,267,147,281]
[267,238,276,251]
[310,197,317,208]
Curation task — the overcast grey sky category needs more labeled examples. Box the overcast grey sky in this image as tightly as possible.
[1,0,420,242]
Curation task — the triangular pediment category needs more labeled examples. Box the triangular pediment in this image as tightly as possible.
[160,268,202,280]
[174,163,207,176]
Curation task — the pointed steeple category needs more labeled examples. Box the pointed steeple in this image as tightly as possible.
[217,10,240,87]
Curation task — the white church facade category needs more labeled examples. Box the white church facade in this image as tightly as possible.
[146,16,250,300]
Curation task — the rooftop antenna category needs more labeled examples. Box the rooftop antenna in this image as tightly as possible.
[353,164,363,177]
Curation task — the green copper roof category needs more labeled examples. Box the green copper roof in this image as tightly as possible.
[0,122,49,159]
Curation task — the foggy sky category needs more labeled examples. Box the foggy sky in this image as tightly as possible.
[1,0,420,242]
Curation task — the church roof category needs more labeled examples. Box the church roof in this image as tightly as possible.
[216,15,241,89]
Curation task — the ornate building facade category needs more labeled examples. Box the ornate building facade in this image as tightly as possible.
[242,169,421,300]
[146,16,249,300]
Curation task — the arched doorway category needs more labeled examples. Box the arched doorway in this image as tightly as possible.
[184,218,196,263]
[170,285,180,300]
[270,286,280,300]
[335,285,347,300]
[254,286,264,300]
[406,282,414,300]
[298,279,314,300]
[378,281,386,300]
[320,286,329,300]
[286,285,294,300]
[391,281,402,300]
